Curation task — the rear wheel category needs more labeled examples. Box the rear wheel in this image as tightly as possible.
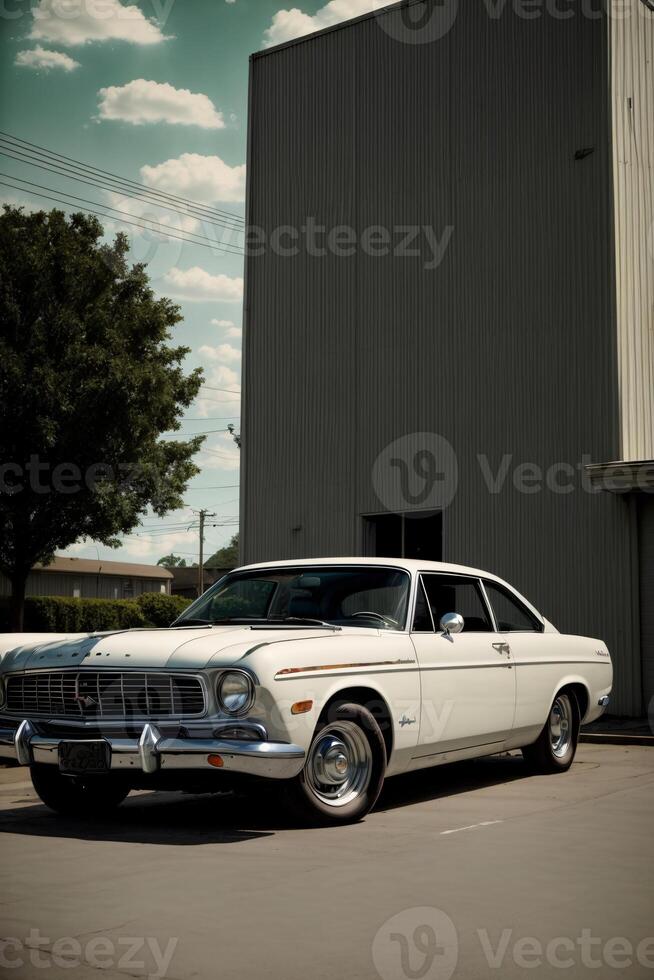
[522,691,580,773]
[31,765,130,816]
[285,703,386,825]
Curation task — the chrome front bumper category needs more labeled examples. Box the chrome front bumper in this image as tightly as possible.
[0,720,305,780]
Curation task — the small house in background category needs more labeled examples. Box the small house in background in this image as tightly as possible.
[0,556,172,601]
[167,566,233,600]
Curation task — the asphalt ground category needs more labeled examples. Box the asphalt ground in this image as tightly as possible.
[1,744,653,980]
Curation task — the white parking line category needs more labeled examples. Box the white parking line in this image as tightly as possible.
[440,820,503,835]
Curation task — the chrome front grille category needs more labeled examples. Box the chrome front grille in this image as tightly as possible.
[5,671,206,719]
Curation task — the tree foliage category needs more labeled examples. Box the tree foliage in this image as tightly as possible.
[204,533,239,569]
[157,554,188,567]
[0,207,204,628]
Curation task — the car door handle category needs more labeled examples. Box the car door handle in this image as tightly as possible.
[492,642,511,655]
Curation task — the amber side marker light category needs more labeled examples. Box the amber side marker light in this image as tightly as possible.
[291,700,313,715]
[207,754,224,768]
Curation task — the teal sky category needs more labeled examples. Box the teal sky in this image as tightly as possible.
[0,0,340,567]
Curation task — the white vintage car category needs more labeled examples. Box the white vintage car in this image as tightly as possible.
[0,558,612,824]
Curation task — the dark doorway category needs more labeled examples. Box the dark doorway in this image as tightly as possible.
[362,512,442,561]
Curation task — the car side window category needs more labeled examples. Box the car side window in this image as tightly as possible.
[421,575,493,632]
[412,579,434,632]
[483,581,543,632]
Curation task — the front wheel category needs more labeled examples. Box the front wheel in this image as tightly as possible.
[285,703,386,825]
[31,765,130,816]
[522,691,580,773]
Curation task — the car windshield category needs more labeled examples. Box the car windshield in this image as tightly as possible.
[175,565,410,631]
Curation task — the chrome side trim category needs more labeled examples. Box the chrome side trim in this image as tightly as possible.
[275,659,415,679]
[412,739,504,761]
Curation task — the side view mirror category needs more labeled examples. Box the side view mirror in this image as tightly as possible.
[440,612,464,635]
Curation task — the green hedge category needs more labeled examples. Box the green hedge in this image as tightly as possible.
[0,593,193,634]
[135,592,193,628]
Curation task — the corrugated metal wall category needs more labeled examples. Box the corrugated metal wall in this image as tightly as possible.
[639,497,654,712]
[611,0,654,462]
[243,3,642,713]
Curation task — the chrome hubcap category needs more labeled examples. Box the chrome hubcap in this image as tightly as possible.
[305,721,372,807]
[549,695,572,758]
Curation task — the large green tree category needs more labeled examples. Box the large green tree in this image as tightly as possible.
[0,207,204,629]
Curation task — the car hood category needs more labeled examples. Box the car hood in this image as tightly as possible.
[0,625,350,673]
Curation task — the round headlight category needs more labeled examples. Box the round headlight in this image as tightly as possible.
[217,671,254,715]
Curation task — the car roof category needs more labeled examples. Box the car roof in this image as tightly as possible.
[237,556,504,582]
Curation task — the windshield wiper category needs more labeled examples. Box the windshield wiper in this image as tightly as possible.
[278,616,342,631]
[173,618,213,627]
[211,617,268,624]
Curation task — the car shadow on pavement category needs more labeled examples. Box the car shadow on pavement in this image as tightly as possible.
[0,753,528,843]
[0,789,282,844]
[375,752,528,813]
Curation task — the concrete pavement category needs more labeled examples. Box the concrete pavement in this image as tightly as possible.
[1,745,653,980]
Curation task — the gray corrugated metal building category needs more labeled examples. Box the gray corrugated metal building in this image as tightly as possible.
[241,0,654,716]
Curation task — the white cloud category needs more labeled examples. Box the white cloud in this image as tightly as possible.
[211,318,242,339]
[15,45,80,71]
[30,0,169,47]
[193,359,241,418]
[208,364,241,391]
[97,79,224,129]
[102,190,201,235]
[141,154,246,204]
[199,342,241,364]
[162,266,244,303]
[264,0,385,46]
[199,432,241,472]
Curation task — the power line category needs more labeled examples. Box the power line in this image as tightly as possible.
[186,483,239,494]
[194,396,241,406]
[200,448,240,459]
[201,384,242,394]
[0,131,245,229]
[0,178,243,256]
[165,427,237,436]
[0,146,245,238]
[175,416,241,422]
[0,174,244,256]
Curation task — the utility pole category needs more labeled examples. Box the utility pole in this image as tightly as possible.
[196,509,216,597]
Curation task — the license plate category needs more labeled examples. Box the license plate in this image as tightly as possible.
[58,741,111,774]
